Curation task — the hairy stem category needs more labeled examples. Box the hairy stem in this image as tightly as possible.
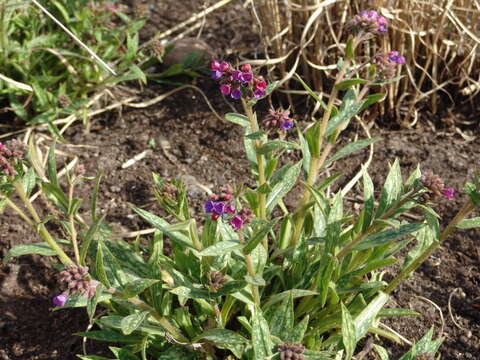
[291,58,352,246]
[242,99,268,251]
[13,180,73,266]
[384,201,475,294]
[68,179,81,264]
[239,231,260,305]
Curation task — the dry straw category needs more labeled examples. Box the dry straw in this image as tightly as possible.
[251,0,480,127]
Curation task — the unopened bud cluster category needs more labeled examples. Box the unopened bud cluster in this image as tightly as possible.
[0,140,26,177]
[52,265,99,307]
[420,171,455,200]
[204,185,253,230]
[278,343,306,360]
[346,10,388,35]
[263,109,295,132]
[373,51,406,79]
[211,60,267,100]
[208,270,228,291]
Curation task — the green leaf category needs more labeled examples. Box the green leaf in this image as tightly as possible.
[341,303,356,360]
[376,159,402,217]
[378,308,420,317]
[244,219,277,254]
[199,241,243,256]
[257,140,299,155]
[133,207,193,249]
[325,90,364,137]
[225,113,249,127]
[129,65,146,84]
[373,344,390,360]
[42,182,69,213]
[456,217,480,229]
[287,315,309,343]
[326,138,380,166]
[123,279,159,298]
[354,223,425,250]
[195,329,248,344]
[3,243,57,264]
[47,142,59,186]
[360,93,386,111]
[120,311,150,335]
[263,289,318,309]
[362,168,375,231]
[336,78,368,90]
[23,167,36,197]
[95,242,111,288]
[266,161,302,213]
[354,292,389,340]
[252,307,273,359]
[271,293,294,341]
[215,280,248,296]
[295,74,328,111]
[169,286,210,300]
[77,356,114,360]
[345,37,355,59]
[245,131,267,140]
[75,329,141,343]
[91,171,103,222]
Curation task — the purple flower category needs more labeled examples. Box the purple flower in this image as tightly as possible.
[253,89,266,98]
[281,120,294,130]
[211,70,223,80]
[232,70,242,81]
[240,72,253,83]
[225,203,236,214]
[377,16,388,33]
[367,10,378,18]
[204,200,216,213]
[213,201,226,215]
[231,88,243,99]
[52,293,68,307]
[220,84,231,95]
[230,215,244,230]
[442,188,455,200]
[211,60,220,70]
[219,61,230,72]
[388,51,406,65]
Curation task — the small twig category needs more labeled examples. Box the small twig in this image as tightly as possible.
[448,288,470,332]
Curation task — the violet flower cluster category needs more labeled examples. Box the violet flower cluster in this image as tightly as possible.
[204,185,253,230]
[347,10,388,35]
[263,109,295,132]
[373,50,406,79]
[211,61,267,100]
[0,140,25,177]
[420,171,455,200]
[52,265,99,307]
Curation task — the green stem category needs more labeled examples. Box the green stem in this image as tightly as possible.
[291,58,352,247]
[242,99,268,251]
[336,192,414,261]
[384,201,475,294]
[68,180,81,264]
[13,180,73,266]
[106,287,188,343]
[239,231,260,305]
[4,196,35,227]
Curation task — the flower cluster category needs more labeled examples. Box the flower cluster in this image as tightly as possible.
[347,10,388,35]
[208,270,228,291]
[278,343,306,360]
[373,50,406,79]
[211,61,267,100]
[263,109,295,132]
[0,140,26,177]
[204,185,253,230]
[52,265,99,307]
[420,171,455,200]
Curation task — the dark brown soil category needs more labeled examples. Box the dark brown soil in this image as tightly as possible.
[0,1,479,359]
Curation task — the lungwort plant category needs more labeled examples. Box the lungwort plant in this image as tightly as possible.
[2,10,480,360]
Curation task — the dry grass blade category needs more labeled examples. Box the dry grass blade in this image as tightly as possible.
[251,0,480,125]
